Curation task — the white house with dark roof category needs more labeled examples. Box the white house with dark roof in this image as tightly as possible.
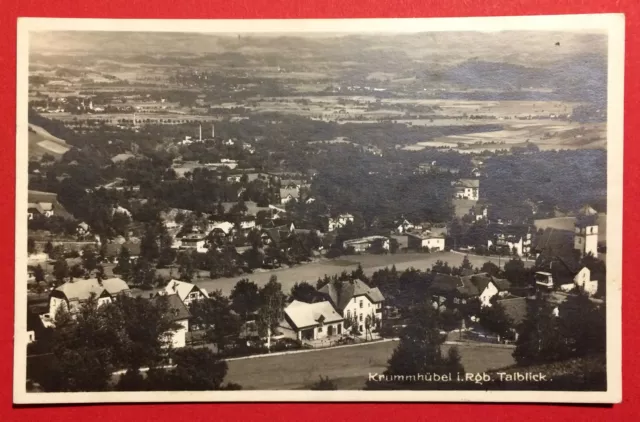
[47,277,131,322]
[153,294,192,348]
[318,279,385,334]
[452,179,480,200]
[162,279,209,306]
[281,300,344,341]
[469,273,512,307]
[406,230,445,251]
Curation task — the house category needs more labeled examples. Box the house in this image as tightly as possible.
[281,300,344,341]
[343,236,389,253]
[111,205,132,217]
[452,179,480,200]
[535,271,554,289]
[406,230,446,252]
[279,187,299,204]
[47,277,131,322]
[154,294,191,348]
[317,279,385,334]
[487,224,532,257]
[179,232,208,253]
[161,279,209,306]
[394,219,415,234]
[27,202,54,219]
[429,273,480,309]
[326,213,355,232]
[417,161,460,175]
[470,204,488,221]
[206,221,234,235]
[76,222,90,236]
[574,215,598,258]
[469,273,511,307]
[558,266,599,297]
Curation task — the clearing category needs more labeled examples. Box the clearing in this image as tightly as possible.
[225,340,516,390]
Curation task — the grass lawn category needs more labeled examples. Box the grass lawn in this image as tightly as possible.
[129,251,530,298]
[225,340,516,390]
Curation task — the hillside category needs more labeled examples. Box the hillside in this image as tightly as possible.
[28,124,71,160]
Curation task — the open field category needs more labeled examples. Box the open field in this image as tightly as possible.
[225,340,516,390]
[129,251,532,298]
[28,124,71,159]
[453,198,477,218]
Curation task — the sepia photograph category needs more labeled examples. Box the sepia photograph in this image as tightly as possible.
[13,14,623,404]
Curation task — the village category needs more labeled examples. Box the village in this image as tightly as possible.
[21,28,609,392]
[25,137,608,389]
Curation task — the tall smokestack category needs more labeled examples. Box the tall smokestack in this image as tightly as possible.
[199,124,202,142]
[212,123,215,138]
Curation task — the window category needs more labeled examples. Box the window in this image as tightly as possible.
[368,302,370,307]
[346,310,351,319]
[318,326,323,333]
[359,314,363,321]
[359,300,363,309]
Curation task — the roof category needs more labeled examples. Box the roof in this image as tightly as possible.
[111,153,135,163]
[429,273,480,297]
[498,297,528,325]
[279,187,299,199]
[470,274,493,293]
[492,277,511,291]
[343,236,388,246]
[154,294,191,321]
[534,214,606,242]
[455,179,480,188]
[284,300,343,329]
[164,279,208,303]
[406,230,445,240]
[318,279,385,311]
[54,277,130,302]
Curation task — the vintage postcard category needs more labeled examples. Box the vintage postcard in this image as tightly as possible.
[14,14,624,404]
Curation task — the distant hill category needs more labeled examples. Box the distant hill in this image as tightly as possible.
[28,124,71,160]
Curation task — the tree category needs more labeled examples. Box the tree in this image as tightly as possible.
[557,292,606,357]
[145,347,230,391]
[113,247,132,281]
[513,294,567,365]
[431,260,452,275]
[70,264,85,278]
[28,237,36,255]
[257,276,286,351]
[33,265,46,283]
[310,376,338,390]
[41,295,120,391]
[53,257,70,285]
[230,279,261,320]
[478,301,513,341]
[189,291,241,352]
[290,281,319,303]
[503,258,529,286]
[131,258,156,289]
[480,261,501,277]
[81,246,98,273]
[367,303,465,389]
[140,224,161,262]
[44,240,54,257]
[177,251,197,282]
[460,255,473,271]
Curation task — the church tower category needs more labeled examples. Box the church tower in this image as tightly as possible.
[574,214,598,257]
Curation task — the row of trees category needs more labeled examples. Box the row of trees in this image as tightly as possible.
[28,294,239,392]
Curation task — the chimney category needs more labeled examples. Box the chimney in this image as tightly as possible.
[199,124,202,142]
[212,123,215,138]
